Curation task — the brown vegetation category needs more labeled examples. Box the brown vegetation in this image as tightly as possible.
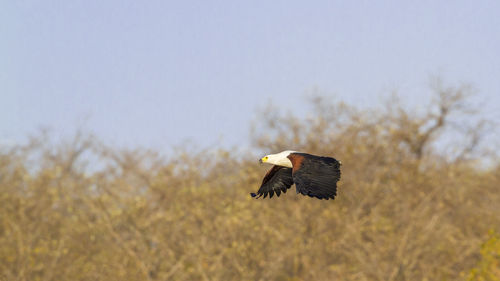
[1,82,499,281]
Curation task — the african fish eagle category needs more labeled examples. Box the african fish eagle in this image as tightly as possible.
[251,151,341,200]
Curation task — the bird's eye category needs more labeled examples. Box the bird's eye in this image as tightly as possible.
[265,157,268,159]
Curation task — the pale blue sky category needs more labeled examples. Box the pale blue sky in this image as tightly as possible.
[2,1,499,150]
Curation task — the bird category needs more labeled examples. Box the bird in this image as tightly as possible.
[251,150,341,200]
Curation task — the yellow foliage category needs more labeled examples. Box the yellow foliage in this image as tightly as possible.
[466,231,500,281]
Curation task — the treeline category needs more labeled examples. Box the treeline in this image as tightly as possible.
[1,81,499,281]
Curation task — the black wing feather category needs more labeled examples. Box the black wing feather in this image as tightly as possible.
[251,165,294,199]
[291,153,341,200]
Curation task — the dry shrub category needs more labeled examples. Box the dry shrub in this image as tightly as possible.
[1,82,499,281]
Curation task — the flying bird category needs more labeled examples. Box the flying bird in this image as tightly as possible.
[251,151,341,200]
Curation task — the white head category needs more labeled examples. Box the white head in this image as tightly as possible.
[260,150,296,168]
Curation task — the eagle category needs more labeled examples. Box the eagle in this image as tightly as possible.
[251,151,341,200]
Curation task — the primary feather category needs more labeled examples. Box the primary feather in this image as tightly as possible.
[250,165,293,199]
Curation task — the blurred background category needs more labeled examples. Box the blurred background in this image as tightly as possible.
[1,1,500,280]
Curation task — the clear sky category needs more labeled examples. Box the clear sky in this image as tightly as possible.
[2,1,499,150]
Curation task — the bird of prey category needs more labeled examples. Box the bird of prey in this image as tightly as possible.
[251,151,341,200]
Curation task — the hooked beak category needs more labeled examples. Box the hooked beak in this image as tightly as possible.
[259,158,263,164]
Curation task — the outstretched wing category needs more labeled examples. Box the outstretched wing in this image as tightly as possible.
[251,165,294,199]
[288,153,341,200]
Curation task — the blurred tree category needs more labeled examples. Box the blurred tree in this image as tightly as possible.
[0,80,498,281]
